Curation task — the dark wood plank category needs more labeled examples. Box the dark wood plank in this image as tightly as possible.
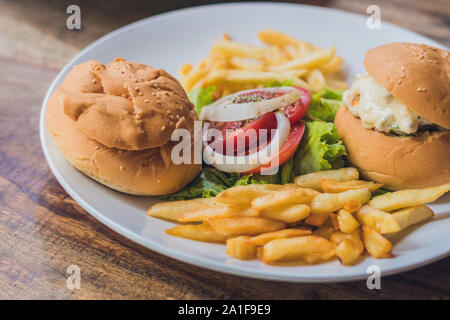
[0,0,449,299]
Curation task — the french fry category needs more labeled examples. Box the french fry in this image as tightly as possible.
[265,46,288,66]
[306,212,330,227]
[179,205,259,223]
[262,235,336,264]
[310,188,371,214]
[312,221,335,240]
[294,168,359,191]
[258,29,300,48]
[147,198,213,222]
[356,205,401,234]
[166,223,227,243]
[215,184,282,205]
[368,183,450,212]
[230,56,264,71]
[204,69,308,87]
[325,75,349,90]
[270,47,335,71]
[306,69,325,92]
[362,226,393,259]
[329,213,340,231]
[246,228,311,246]
[391,205,434,231]
[320,55,344,74]
[320,179,383,193]
[206,217,286,237]
[251,188,319,210]
[343,200,362,213]
[226,236,257,260]
[179,63,192,76]
[337,209,360,234]
[336,235,364,265]
[260,204,310,223]
[212,40,266,60]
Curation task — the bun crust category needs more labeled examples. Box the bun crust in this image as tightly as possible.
[364,42,450,129]
[334,106,450,190]
[46,58,202,196]
[59,59,196,150]
[46,88,201,195]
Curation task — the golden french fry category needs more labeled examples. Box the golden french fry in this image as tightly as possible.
[265,46,288,66]
[319,55,344,74]
[305,212,330,227]
[165,223,227,243]
[206,217,286,237]
[204,69,308,87]
[260,204,310,223]
[356,205,401,234]
[181,58,210,91]
[230,56,264,71]
[294,168,359,191]
[325,76,349,90]
[362,226,393,259]
[179,63,192,76]
[320,179,383,193]
[179,205,259,223]
[306,69,325,92]
[337,209,360,234]
[336,233,364,265]
[212,40,265,60]
[343,200,362,213]
[215,184,283,205]
[330,213,340,230]
[246,228,311,246]
[311,188,371,214]
[258,29,300,48]
[391,205,434,230]
[147,198,213,222]
[262,235,336,264]
[368,183,450,212]
[312,222,335,240]
[251,188,319,210]
[226,236,257,260]
[270,47,335,71]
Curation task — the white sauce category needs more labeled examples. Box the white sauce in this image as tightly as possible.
[343,74,433,134]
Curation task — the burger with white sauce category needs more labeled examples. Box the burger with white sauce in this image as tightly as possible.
[335,42,450,189]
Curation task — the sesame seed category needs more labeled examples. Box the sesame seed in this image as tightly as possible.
[120,165,124,171]
[144,99,150,103]
[161,126,166,131]
[92,78,97,84]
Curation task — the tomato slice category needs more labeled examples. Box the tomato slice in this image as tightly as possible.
[284,87,311,125]
[211,111,277,155]
[242,121,306,175]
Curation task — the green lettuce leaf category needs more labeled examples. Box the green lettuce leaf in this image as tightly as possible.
[293,121,346,175]
[307,88,344,122]
[159,167,239,200]
[188,86,216,115]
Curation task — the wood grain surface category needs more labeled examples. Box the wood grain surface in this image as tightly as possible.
[0,0,449,299]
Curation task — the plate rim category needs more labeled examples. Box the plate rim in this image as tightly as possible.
[39,1,450,283]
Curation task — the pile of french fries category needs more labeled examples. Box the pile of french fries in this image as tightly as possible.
[179,29,348,98]
[147,168,450,266]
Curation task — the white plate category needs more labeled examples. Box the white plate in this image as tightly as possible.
[40,2,450,283]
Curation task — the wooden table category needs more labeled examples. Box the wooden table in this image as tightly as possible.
[1,0,449,299]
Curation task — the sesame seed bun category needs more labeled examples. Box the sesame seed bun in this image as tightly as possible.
[334,106,450,190]
[59,58,196,150]
[364,42,450,129]
[46,59,201,195]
